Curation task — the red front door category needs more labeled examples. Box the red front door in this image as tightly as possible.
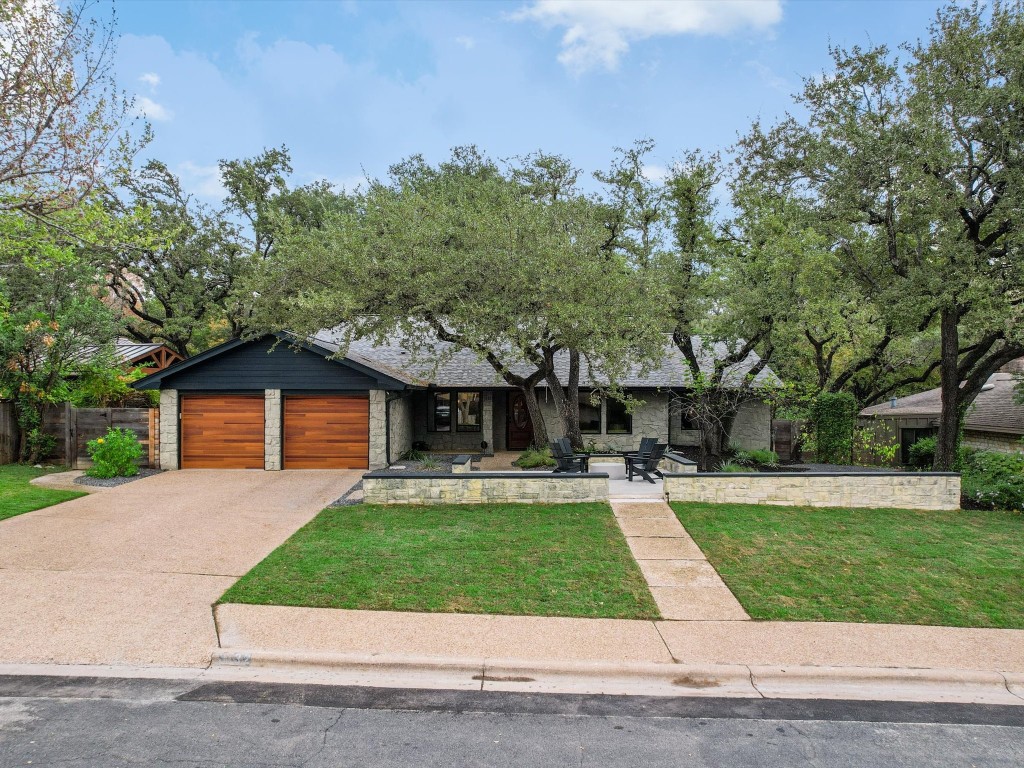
[507,392,534,450]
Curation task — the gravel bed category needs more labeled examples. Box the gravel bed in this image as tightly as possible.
[74,468,162,487]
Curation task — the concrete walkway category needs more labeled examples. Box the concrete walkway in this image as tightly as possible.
[0,470,360,667]
[612,500,749,620]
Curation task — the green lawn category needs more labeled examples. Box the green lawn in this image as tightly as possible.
[0,464,85,522]
[672,501,1024,629]
[221,502,660,619]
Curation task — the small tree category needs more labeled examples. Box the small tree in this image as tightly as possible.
[809,392,859,465]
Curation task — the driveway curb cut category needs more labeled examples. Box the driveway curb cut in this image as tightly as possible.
[209,649,1024,704]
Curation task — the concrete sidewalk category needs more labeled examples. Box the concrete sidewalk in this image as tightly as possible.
[211,603,1024,704]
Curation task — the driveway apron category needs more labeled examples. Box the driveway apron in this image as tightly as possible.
[0,470,359,667]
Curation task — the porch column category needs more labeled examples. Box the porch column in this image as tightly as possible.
[482,391,494,455]
[368,390,388,469]
[264,389,282,470]
[158,389,179,470]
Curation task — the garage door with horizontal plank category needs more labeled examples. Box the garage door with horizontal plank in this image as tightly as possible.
[284,395,369,469]
[181,395,265,469]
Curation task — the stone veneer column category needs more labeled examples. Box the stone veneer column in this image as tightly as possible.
[368,390,387,469]
[158,389,179,470]
[264,389,282,470]
[481,391,494,455]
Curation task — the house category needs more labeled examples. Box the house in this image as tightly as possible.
[133,330,778,470]
[75,338,185,375]
[859,367,1024,463]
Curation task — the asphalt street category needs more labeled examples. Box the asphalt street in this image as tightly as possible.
[0,675,1021,767]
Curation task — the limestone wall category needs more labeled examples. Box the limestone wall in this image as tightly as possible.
[664,472,961,511]
[387,393,414,463]
[964,430,1023,454]
[368,390,388,469]
[362,472,609,504]
[158,389,179,470]
[264,389,282,470]
[729,400,772,450]
[541,391,670,453]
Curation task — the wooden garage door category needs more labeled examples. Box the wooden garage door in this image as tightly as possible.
[284,395,369,469]
[180,395,265,469]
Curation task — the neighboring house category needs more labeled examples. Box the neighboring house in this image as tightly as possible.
[134,331,778,471]
[75,338,185,375]
[859,368,1024,463]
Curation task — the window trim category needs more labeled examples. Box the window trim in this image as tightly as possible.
[578,390,601,434]
[428,391,452,433]
[605,397,633,435]
[455,390,483,433]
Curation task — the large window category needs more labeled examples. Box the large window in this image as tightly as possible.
[606,398,632,434]
[579,392,601,434]
[456,391,482,432]
[429,392,451,432]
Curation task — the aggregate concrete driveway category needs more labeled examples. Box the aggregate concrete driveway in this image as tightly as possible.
[0,470,360,668]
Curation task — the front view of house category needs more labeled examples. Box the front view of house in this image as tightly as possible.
[135,331,776,470]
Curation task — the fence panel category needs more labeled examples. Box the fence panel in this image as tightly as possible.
[40,405,159,469]
[0,402,15,464]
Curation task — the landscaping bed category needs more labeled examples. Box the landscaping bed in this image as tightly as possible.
[0,464,85,521]
[74,467,161,487]
[221,502,659,619]
[671,501,1023,629]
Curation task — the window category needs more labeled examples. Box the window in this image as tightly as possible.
[429,392,451,432]
[579,392,601,434]
[900,427,936,465]
[456,391,482,432]
[606,398,632,434]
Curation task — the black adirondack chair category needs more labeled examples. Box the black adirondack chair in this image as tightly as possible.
[626,443,667,483]
[621,437,657,461]
[550,440,587,473]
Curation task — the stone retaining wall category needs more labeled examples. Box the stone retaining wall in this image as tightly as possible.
[664,471,960,511]
[362,472,609,505]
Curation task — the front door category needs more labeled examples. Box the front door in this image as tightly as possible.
[507,392,534,450]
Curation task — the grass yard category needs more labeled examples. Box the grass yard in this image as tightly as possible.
[0,464,85,522]
[672,502,1024,629]
[221,502,660,619]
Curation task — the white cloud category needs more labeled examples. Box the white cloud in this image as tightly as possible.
[455,35,476,50]
[134,95,173,121]
[139,72,161,90]
[513,0,783,74]
[746,60,792,93]
[177,161,224,199]
[642,163,669,182]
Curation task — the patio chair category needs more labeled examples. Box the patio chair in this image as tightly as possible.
[557,437,592,471]
[621,437,657,461]
[626,443,668,484]
[550,440,587,473]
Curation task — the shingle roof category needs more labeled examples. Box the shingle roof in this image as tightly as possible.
[860,373,1024,435]
[311,329,781,390]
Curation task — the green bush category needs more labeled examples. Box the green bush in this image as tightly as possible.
[734,448,779,468]
[810,392,858,464]
[907,436,937,469]
[718,462,749,473]
[514,447,556,469]
[960,450,1024,511]
[86,427,144,478]
[25,428,57,462]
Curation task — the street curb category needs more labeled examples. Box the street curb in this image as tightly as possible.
[210,649,1024,704]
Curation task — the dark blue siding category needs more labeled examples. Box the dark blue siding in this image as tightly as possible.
[163,338,382,392]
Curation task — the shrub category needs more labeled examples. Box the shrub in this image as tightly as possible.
[907,436,937,469]
[718,462,749,473]
[86,427,144,478]
[960,450,1024,511]
[403,448,426,462]
[25,428,57,462]
[514,447,556,469]
[418,455,441,470]
[732,449,779,469]
[810,392,858,464]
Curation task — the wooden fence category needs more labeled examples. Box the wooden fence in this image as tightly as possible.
[0,402,15,465]
[40,405,159,469]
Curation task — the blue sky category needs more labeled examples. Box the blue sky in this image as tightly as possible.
[114,0,946,201]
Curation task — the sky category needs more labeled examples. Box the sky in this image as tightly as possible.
[113,0,948,202]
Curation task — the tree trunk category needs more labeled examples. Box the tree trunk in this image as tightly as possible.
[935,306,962,471]
[519,384,549,448]
[542,350,583,450]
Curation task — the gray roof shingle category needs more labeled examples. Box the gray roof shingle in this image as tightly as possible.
[860,373,1024,435]
[310,328,781,390]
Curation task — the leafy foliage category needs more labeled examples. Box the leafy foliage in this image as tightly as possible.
[86,427,144,478]
[960,450,1024,511]
[809,392,858,464]
[908,437,938,470]
[718,462,749,473]
[732,449,780,469]
[513,447,557,469]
